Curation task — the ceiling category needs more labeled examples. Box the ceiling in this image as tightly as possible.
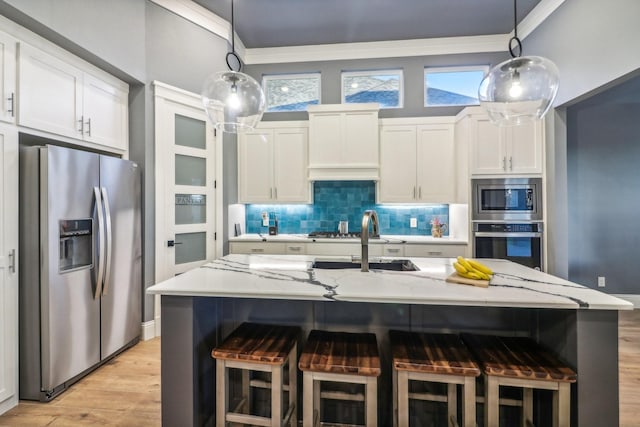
[192,0,543,49]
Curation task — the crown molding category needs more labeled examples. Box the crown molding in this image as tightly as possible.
[149,0,246,57]
[150,0,565,65]
[244,34,509,65]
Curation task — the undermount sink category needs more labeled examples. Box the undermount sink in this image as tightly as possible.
[312,259,418,272]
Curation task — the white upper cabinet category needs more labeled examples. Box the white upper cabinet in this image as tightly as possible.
[18,43,128,153]
[463,107,543,175]
[0,32,17,124]
[308,104,379,180]
[378,119,456,203]
[238,122,310,203]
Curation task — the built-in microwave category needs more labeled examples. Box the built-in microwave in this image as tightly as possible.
[472,178,542,222]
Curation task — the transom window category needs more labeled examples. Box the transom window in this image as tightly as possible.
[341,69,403,108]
[262,73,321,112]
[424,66,488,107]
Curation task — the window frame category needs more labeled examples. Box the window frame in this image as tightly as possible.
[423,65,489,108]
[262,72,322,113]
[341,69,404,109]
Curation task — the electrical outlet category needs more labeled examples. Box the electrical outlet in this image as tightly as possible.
[598,276,606,288]
[410,218,417,228]
[262,212,269,227]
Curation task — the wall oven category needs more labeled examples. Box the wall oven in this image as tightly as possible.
[472,178,544,270]
[473,223,543,270]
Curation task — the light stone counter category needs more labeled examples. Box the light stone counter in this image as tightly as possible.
[147,254,631,310]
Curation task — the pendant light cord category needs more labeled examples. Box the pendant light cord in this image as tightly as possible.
[508,0,523,58]
[226,0,242,72]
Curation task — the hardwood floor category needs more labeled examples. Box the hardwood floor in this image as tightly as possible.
[0,338,161,426]
[0,312,638,426]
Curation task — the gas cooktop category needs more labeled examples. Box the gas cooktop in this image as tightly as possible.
[308,231,362,239]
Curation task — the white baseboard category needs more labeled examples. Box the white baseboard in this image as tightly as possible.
[141,320,157,341]
[613,294,640,309]
[155,315,162,337]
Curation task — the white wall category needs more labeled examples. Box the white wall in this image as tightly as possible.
[523,0,640,106]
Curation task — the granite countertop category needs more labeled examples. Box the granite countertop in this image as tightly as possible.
[147,254,632,311]
[229,233,468,245]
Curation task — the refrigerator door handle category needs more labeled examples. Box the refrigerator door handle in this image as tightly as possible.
[94,187,105,299]
[100,187,113,296]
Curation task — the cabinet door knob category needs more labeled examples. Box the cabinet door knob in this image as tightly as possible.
[502,157,506,171]
[85,117,92,136]
[78,115,84,133]
[509,156,513,170]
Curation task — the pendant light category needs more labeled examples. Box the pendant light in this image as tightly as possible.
[478,0,559,126]
[202,0,265,133]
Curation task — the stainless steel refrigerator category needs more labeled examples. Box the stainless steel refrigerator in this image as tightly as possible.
[19,144,141,401]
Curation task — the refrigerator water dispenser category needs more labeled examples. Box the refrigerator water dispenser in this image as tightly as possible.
[59,219,93,272]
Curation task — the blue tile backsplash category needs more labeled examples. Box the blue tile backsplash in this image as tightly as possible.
[245,181,448,236]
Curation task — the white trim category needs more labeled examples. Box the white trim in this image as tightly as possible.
[141,320,157,340]
[244,34,509,65]
[379,116,456,126]
[515,0,567,40]
[148,0,246,58]
[155,314,162,337]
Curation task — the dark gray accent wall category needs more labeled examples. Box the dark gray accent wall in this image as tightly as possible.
[566,76,640,293]
[244,52,509,120]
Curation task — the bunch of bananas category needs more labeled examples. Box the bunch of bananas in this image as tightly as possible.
[452,256,493,281]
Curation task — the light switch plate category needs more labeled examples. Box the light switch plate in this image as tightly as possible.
[262,212,269,227]
[410,218,417,228]
[598,276,606,287]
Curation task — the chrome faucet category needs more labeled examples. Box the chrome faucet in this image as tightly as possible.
[361,210,380,272]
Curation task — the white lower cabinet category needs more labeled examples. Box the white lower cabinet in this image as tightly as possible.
[403,244,467,258]
[229,242,286,255]
[228,241,467,259]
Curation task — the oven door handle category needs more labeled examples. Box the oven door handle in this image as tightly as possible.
[474,232,542,238]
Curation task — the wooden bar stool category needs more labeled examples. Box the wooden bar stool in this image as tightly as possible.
[212,322,300,427]
[298,330,381,427]
[461,333,577,427]
[390,330,481,427]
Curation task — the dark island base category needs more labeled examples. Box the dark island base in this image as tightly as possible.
[160,296,619,427]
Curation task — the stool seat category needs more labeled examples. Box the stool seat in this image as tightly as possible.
[213,323,300,427]
[390,330,480,376]
[212,322,299,365]
[390,331,479,427]
[299,330,381,427]
[462,333,576,427]
[461,334,577,382]
[299,330,381,377]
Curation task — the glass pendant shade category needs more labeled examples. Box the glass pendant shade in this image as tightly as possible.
[202,70,266,133]
[478,56,559,126]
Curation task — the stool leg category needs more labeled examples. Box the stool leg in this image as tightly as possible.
[272,365,283,427]
[448,383,457,426]
[241,369,250,414]
[365,376,378,427]
[313,378,320,426]
[522,388,533,427]
[462,376,476,427]
[397,370,409,427]
[303,372,313,427]
[288,345,297,427]
[216,360,227,427]
[392,368,398,427]
[485,376,499,427]
[553,382,571,427]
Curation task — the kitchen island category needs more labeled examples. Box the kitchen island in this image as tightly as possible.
[147,254,632,426]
